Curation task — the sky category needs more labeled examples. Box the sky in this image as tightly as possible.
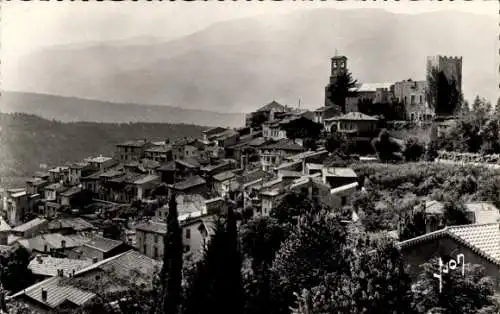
[2,0,497,59]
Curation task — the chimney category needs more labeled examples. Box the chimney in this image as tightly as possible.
[61,240,66,249]
[41,289,47,302]
[36,255,43,264]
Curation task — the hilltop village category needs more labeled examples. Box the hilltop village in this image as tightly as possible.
[1,54,500,313]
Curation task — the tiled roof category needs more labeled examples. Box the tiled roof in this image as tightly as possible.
[10,251,159,308]
[213,171,236,182]
[99,170,123,178]
[0,216,12,232]
[415,200,445,215]
[241,169,273,184]
[260,139,305,152]
[465,202,500,224]
[135,221,166,235]
[157,161,176,171]
[26,177,48,185]
[203,127,228,136]
[116,140,150,148]
[74,250,161,288]
[247,137,269,147]
[286,149,329,161]
[60,186,82,197]
[17,233,91,252]
[200,160,232,172]
[28,256,92,277]
[399,223,500,266]
[173,176,206,191]
[278,170,303,178]
[69,162,89,169]
[11,190,27,198]
[87,156,113,163]
[176,158,201,169]
[83,236,124,253]
[256,100,286,112]
[134,174,159,185]
[331,182,359,194]
[145,145,172,153]
[48,218,95,232]
[9,276,96,309]
[12,218,47,233]
[323,167,357,178]
[325,112,379,121]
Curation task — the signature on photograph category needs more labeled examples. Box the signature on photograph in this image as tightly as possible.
[433,253,465,293]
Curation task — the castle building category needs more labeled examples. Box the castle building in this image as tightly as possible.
[426,55,463,116]
[393,79,434,122]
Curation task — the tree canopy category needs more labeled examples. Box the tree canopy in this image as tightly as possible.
[326,71,358,113]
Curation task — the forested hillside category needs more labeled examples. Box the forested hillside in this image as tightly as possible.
[0,113,206,187]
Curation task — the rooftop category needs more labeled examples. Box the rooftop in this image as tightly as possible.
[87,156,113,164]
[203,126,228,136]
[256,100,287,113]
[324,112,379,122]
[60,186,82,197]
[399,223,500,266]
[145,145,172,153]
[331,182,359,194]
[157,161,176,172]
[12,218,48,233]
[134,174,160,185]
[28,256,93,277]
[116,139,151,148]
[173,176,206,191]
[323,167,358,178]
[83,236,124,253]
[213,171,237,182]
[286,149,329,161]
[176,158,201,169]
[260,139,305,152]
[17,233,91,252]
[48,218,95,232]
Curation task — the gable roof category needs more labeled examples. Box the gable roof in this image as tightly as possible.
[260,139,305,152]
[399,223,500,266]
[257,100,286,112]
[173,176,206,191]
[213,171,237,182]
[325,112,379,121]
[17,233,91,252]
[322,167,357,178]
[28,256,93,277]
[9,276,96,309]
[48,218,95,232]
[176,158,201,169]
[83,236,124,253]
[12,218,48,233]
[157,161,176,172]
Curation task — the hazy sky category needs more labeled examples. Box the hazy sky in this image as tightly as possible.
[2,0,497,59]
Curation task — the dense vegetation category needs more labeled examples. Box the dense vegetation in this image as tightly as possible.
[0,113,206,185]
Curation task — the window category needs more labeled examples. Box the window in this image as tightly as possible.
[411,95,416,104]
[143,244,147,255]
[185,228,191,239]
[154,235,158,243]
[154,247,158,259]
[341,196,347,206]
[419,95,423,104]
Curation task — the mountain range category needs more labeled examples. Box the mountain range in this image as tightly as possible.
[4,8,497,116]
[1,92,245,128]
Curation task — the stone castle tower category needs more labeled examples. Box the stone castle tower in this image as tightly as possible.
[426,55,463,96]
[324,55,348,106]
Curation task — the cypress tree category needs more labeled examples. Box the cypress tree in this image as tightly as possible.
[158,192,183,314]
[225,203,244,314]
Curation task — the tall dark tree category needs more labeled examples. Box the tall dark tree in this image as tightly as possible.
[403,137,425,162]
[281,117,323,140]
[399,208,427,241]
[155,192,183,314]
[371,129,402,162]
[0,247,34,294]
[225,203,244,314]
[326,71,358,113]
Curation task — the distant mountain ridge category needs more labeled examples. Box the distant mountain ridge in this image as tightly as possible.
[0,112,207,186]
[4,9,496,113]
[1,91,245,128]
